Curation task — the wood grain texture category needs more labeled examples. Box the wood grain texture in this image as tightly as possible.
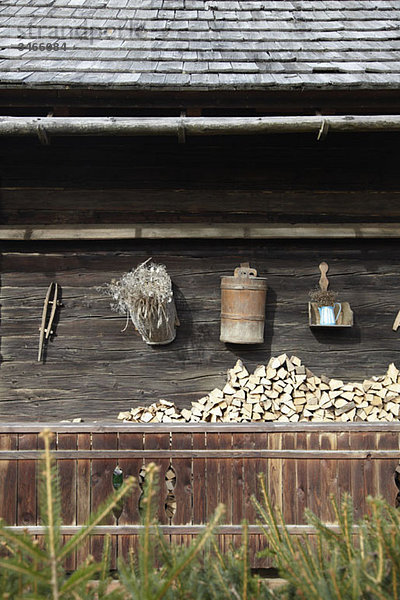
[192,433,206,526]
[170,432,192,548]
[0,434,17,525]
[376,431,399,505]
[0,427,397,568]
[91,433,118,565]
[294,432,308,524]
[76,433,91,566]
[3,239,400,420]
[17,434,37,526]
[57,433,77,571]
[144,432,170,525]
[118,432,143,562]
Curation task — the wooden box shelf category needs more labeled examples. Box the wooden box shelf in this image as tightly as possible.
[308,301,353,327]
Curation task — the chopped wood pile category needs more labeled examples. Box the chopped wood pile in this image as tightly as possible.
[118,355,400,424]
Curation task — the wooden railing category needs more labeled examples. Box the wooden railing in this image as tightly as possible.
[0,422,399,569]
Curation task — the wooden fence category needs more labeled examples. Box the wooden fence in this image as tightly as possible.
[0,422,399,569]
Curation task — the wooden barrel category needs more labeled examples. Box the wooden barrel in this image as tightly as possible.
[220,263,267,343]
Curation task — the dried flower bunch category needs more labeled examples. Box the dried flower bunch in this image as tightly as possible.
[309,288,337,307]
[102,258,176,343]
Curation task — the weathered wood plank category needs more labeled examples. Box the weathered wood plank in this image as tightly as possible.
[144,432,170,525]
[118,432,143,562]
[0,434,17,525]
[76,433,91,567]
[91,433,118,565]
[17,434,37,526]
[5,223,400,240]
[376,431,399,505]
[57,433,77,571]
[170,433,192,548]
[282,432,296,525]
[295,432,308,524]
[337,431,352,505]
[218,431,232,554]
[3,188,400,224]
[231,432,245,549]
[0,422,399,433]
[307,432,321,518]
[206,432,219,523]
[351,432,376,520]
[268,432,282,515]
[2,448,400,460]
[192,433,206,526]
[319,432,338,523]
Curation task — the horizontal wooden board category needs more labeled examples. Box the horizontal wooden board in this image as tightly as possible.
[0,422,398,433]
[3,223,400,240]
[0,449,398,460]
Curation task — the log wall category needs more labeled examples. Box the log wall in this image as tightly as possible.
[1,133,400,226]
[2,238,400,420]
[1,133,400,420]
[0,422,398,569]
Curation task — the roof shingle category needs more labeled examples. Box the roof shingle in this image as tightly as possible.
[1,0,399,89]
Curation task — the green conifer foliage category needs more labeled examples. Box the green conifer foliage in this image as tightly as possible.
[254,472,400,599]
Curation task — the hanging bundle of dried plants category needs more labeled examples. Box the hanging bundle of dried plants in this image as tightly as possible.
[102,258,178,344]
[309,288,337,307]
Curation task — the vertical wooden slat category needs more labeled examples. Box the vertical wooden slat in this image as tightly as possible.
[91,432,118,565]
[231,432,244,549]
[250,430,268,568]
[57,433,77,571]
[171,432,192,547]
[337,431,351,504]
[282,432,296,525]
[306,432,320,553]
[268,430,282,513]
[36,432,56,552]
[218,431,232,554]
[351,432,376,520]
[0,434,17,525]
[320,432,338,522]
[206,432,219,522]
[144,432,170,525]
[307,432,321,518]
[295,432,308,524]
[17,434,38,526]
[118,432,143,563]
[193,432,206,525]
[376,431,399,505]
[77,433,91,567]
[242,432,264,567]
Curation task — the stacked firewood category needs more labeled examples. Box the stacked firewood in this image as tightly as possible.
[118,354,400,423]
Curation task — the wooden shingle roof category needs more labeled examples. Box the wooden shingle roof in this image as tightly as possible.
[1,0,400,89]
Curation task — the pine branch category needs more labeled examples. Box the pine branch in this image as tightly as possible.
[38,429,60,600]
[58,476,135,563]
[155,503,225,600]
[0,524,46,562]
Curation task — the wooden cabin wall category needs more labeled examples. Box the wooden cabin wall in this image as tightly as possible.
[1,132,400,226]
[1,238,400,421]
[1,132,400,421]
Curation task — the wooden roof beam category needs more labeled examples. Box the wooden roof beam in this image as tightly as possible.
[0,114,400,137]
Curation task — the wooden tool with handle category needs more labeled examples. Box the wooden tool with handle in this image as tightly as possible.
[393,310,400,332]
[38,282,60,362]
